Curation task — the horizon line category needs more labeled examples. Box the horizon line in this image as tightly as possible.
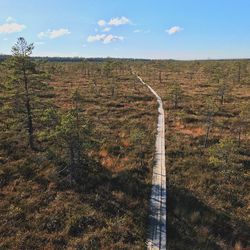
[1,53,250,62]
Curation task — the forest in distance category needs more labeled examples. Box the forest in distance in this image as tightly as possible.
[0,37,250,249]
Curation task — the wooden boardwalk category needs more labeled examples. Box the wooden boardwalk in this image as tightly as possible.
[137,76,166,250]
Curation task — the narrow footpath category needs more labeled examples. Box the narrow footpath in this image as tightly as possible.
[137,76,167,250]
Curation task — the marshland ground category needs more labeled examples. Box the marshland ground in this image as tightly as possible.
[0,58,250,249]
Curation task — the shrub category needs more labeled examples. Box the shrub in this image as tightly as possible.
[0,167,13,188]
[42,214,64,233]
[17,164,35,180]
[67,215,96,237]
[8,205,25,221]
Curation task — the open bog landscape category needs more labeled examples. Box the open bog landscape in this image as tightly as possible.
[0,1,250,250]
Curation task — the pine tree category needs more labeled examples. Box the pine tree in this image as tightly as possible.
[4,37,50,150]
[130,128,146,167]
[40,90,92,184]
[231,103,250,147]
[215,80,232,106]
[167,82,183,109]
[209,138,238,167]
[203,98,218,147]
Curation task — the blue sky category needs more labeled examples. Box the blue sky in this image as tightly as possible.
[0,0,250,59]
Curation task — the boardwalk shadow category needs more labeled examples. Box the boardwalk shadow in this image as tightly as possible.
[147,183,167,249]
[59,159,153,246]
[167,184,250,250]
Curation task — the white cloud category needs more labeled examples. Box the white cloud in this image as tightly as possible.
[38,32,46,38]
[6,16,15,22]
[166,26,183,35]
[103,27,111,32]
[103,34,124,44]
[0,22,26,33]
[108,16,131,26]
[87,34,124,44]
[87,34,106,42]
[38,28,70,39]
[98,20,106,27]
[49,29,70,38]
[91,16,129,44]
[97,16,131,28]
[134,29,141,33]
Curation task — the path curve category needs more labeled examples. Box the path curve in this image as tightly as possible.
[137,76,166,250]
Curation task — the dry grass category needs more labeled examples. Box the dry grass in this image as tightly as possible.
[0,59,249,249]
[0,61,157,249]
[132,59,250,249]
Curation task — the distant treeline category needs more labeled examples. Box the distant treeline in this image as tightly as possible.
[0,54,152,63]
[0,54,249,63]
[0,55,9,61]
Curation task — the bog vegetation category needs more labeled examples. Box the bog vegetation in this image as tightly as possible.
[0,38,156,249]
[0,38,249,249]
[132,59,250,250]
